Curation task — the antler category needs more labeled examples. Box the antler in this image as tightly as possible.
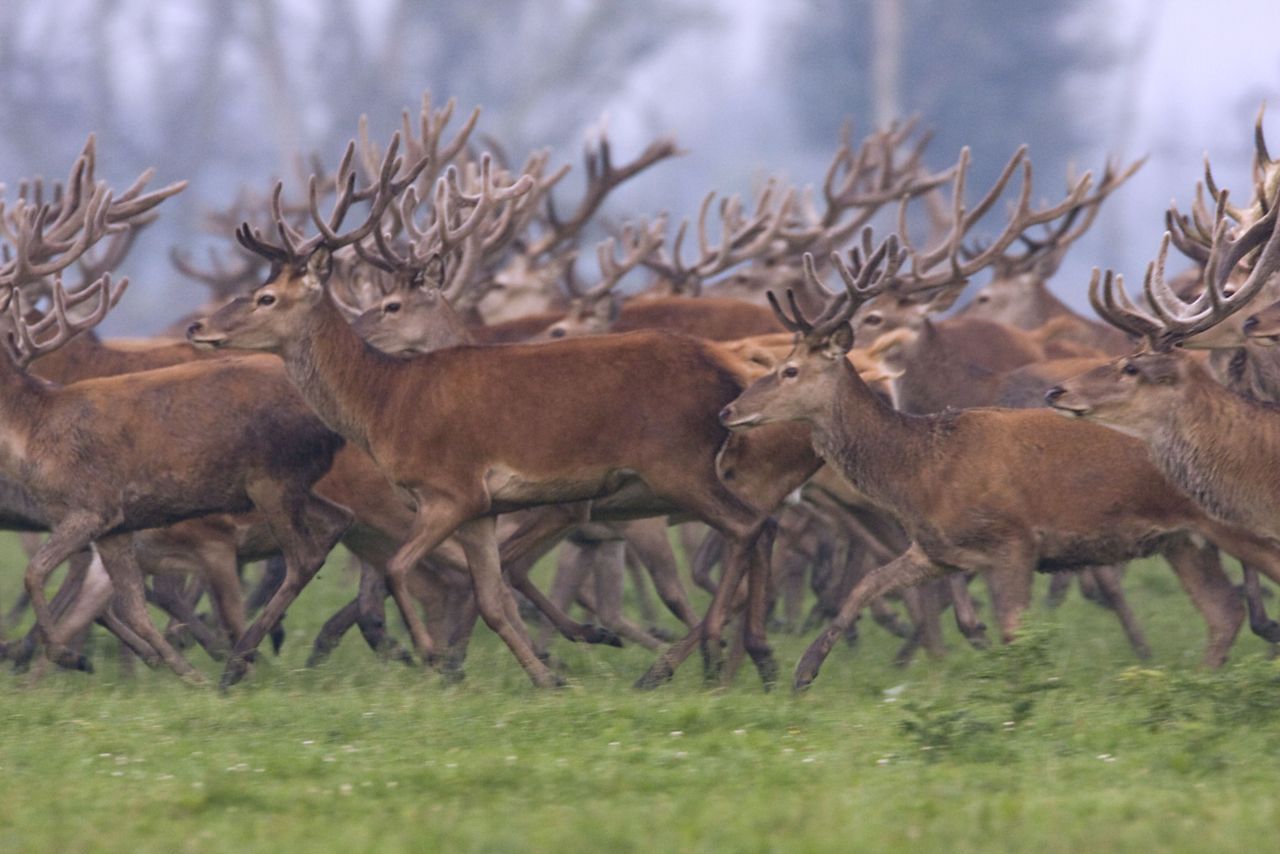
[1091,186,1280,350]
[170,245,266,300]
[354,153,537,301]
[0,141,179,363]
[969,155,1145,277]
[868,145,1097,300]
[526,130,682,258]
[566,216,668,302]
[235,132,431,266]
[766,228,907,345]
[644,181,797,294]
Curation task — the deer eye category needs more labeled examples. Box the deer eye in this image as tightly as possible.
[863,314,883,327]
[782,366,799,378]
[384,302,401,314]
[1122,363,1140,376]
[256,293,276,307]
[976,294,990,303]
[550,327,567,339]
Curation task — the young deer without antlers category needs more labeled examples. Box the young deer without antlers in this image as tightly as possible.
[720,236,1280,691]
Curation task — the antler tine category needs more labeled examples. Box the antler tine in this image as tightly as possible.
[820,231,904,337]
[766,288,810,335]
[169,245,263,298]
[6,271,129,366]
[526,132,682,258]
[584,215,667,300]
[1088,268,1161,346]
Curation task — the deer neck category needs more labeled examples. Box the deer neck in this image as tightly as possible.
[1148,361,1280,535]
[809,361,931,510]
[0,355,51,475]
[278,295,396,453]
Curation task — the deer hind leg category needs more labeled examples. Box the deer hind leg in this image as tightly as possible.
[454,516,561,688]
[1045,570,1073,608]
[1241,566,1280,643]
[150,575,225,659]
[94,533,202,682]
[497,506,622,647]
[23,514,106,655]
[947,573,988,649]
[636,475,768,689]
[893,579,949,667]
[41,549,117,673]
[1088,563,1151,660]
[1164,533,1245,668]
[579,540,663,651]
[224,486,352,688]
[795,544,947,692]
[620,518,698,630]
[535,542,594,655]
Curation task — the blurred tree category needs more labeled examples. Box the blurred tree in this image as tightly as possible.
[784,0,1113,190]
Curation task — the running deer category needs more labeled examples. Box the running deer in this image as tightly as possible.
[720,235,1280,691]
[189,132,798,689]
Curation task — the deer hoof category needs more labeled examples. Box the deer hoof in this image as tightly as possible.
[634,660,674,690]
[1251,619,1280,644]
[582,624,624,647]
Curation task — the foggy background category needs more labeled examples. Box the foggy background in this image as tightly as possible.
[1,0,1277,334]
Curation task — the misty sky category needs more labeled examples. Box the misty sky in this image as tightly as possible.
[1,0,1278,332]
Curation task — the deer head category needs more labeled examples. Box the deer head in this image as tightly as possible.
[720,231,905,429]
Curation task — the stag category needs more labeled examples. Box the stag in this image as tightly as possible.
[720,233,1280,691]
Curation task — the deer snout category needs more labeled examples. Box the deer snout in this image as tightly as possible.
[1044,386,1066,405]
[718,405,734,424]
[187,320,204,337]
[1244,314,1259,334]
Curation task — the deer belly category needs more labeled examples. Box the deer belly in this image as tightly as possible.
[484,465,641,510]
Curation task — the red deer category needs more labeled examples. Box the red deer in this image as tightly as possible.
[720,237,1280,691]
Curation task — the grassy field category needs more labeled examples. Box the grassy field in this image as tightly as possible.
[1,534,1279,853]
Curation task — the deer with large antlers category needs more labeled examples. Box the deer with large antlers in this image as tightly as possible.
[720,228,1280,691]
[0,142,368,681]
[1048,166,1280,542]
[189,127,810,689]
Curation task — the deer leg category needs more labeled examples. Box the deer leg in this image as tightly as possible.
[454,516,561,688]
[98,603,161,667]
[200,541,247,652]
[42,550,116,672]
[983,562,1035,645]
[1241,566,1280,643]
[535,543,594,655]
[1045,571,1073,608]
[580,541,662,650]
[151,575,225,659]
[245,556,288,654]
[949,573,989,649]
[1090,563,1151,660]
[1165,533,1246,668]
[741,518,780,688]
[620,518,698,629]
[690,529,724,595]
[795,545,946,692]
[497,507,622,647]
[94,533,202,682]
[354,559,414,663]
[23,515,106,653]
[224,488,352,688]
[624,550,660,626]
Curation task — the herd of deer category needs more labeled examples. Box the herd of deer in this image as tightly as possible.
[3,92,1280,694]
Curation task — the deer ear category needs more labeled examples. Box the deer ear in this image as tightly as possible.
[305,248,333,289]
[827,322,855,355]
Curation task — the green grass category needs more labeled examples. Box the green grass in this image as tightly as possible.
[2,535,1279,853]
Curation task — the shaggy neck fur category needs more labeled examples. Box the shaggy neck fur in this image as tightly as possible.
[1147,360,1280,539]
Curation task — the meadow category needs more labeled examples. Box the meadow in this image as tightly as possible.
[1,535,1278,853]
